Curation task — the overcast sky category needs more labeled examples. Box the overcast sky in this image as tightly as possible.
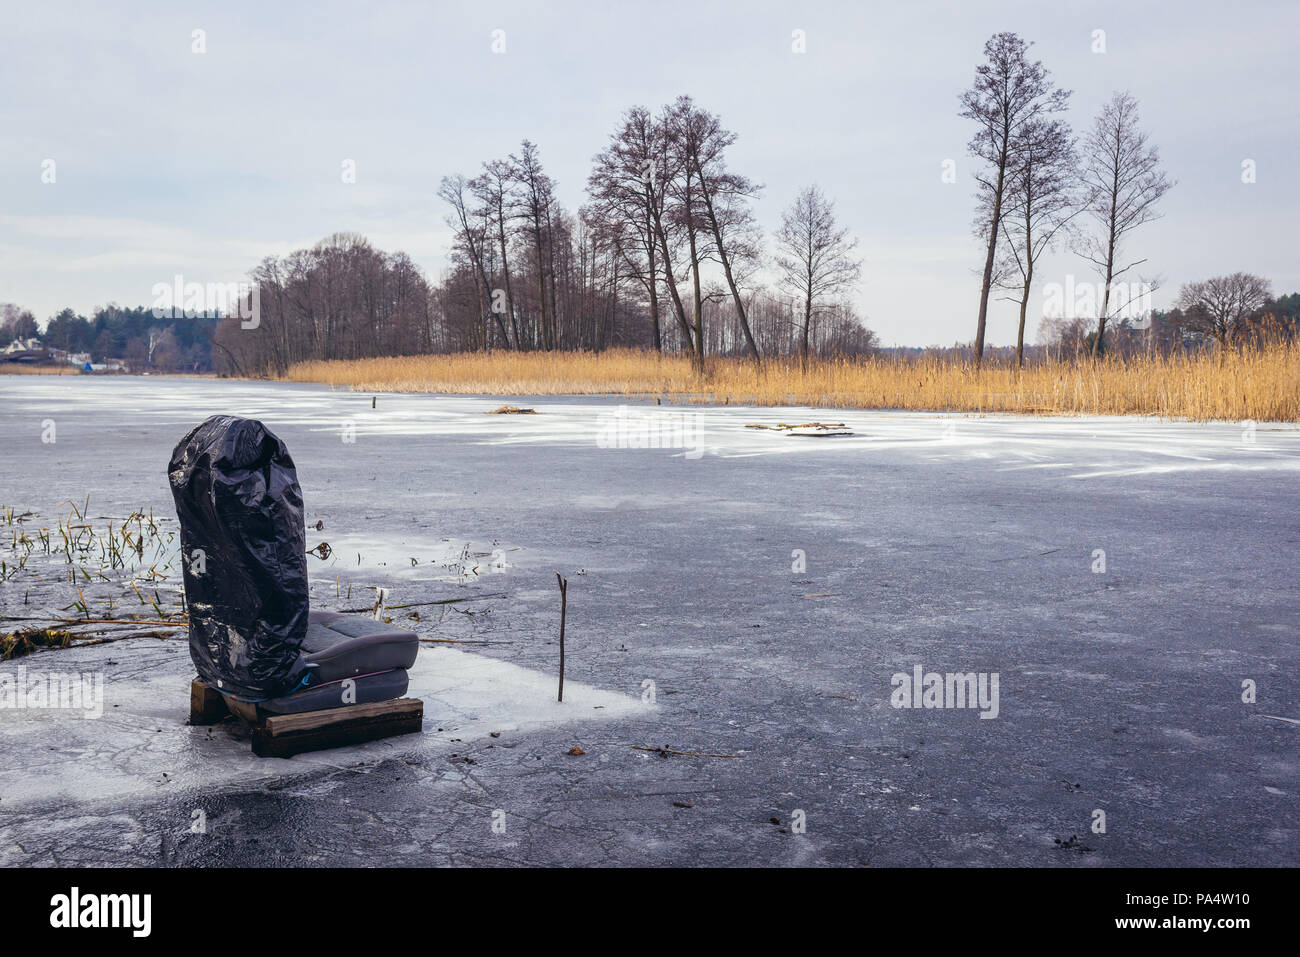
[2,0,1297,347]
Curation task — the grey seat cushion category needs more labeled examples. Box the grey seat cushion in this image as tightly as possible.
[258,668,410,716]
[300,610,419,684]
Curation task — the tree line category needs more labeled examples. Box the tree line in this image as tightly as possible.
[209,95,873,375]
[0,303,214,371]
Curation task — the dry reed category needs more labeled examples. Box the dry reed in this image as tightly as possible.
[283,344,1300,422]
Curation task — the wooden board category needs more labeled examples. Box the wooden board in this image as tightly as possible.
[189,679,423,757]
[189,678,230,725]
[222,694,260,724]
[251,698,424,758]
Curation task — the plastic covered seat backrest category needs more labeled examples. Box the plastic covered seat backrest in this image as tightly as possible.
[168,415,309,699]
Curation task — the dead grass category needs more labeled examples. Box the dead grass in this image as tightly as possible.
[0,626,74,660]
[0,364,81,375]
[283,344,1300,422]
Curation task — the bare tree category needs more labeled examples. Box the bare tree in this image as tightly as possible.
[660,100,713,369]
[469,160,521,349]
[1078,91,1173,356]
[1176,273,1273,348]
[509,140,559,349]
[645,106,698,356]
[438,174,510,348]
[0,304,38,343]
[992,117,1081,367]
[587,106,681,352]
[960,32,1070,365]
[670,96,763,364]
[147,326,166,363]
[774,185,862,370]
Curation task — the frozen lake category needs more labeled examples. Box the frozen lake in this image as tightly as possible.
[1,375,1297,866]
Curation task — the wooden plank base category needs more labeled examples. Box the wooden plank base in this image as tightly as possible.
[189,678,230,725]
[252,698,424,758]
[188,678,423,758]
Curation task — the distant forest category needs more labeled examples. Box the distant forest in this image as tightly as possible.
[0,303,215,371]
[6,276,1296,378]
[5,271,1299,377]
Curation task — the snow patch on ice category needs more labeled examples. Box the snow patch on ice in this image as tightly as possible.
[0,643,647,810]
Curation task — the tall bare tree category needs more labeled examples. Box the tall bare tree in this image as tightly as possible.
[588,106,681,351]
[1078,91,1173,356]
[439,174,510,348]
[659,101,712,368]
[960,32,1070,365]
[644,107,697,356]
[992,117,1080,367]
[670,96,763,364]
[509,140,559,349]
[1176,273,1273,348]
[774,185,862,370]
[469,160,521,348]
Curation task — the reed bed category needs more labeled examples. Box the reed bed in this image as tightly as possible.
[283,344,1300,422]
[0,364,81,375]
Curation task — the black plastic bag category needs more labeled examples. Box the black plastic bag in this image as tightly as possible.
[168,415,309,699]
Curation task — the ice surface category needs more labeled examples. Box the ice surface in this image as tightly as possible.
[1,375,1297,865]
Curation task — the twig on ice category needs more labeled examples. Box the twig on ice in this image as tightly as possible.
[631,745,741,759]
[556,573,567,702]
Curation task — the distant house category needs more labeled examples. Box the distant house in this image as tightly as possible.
[51,349,92,366]
[2,337,45,362]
